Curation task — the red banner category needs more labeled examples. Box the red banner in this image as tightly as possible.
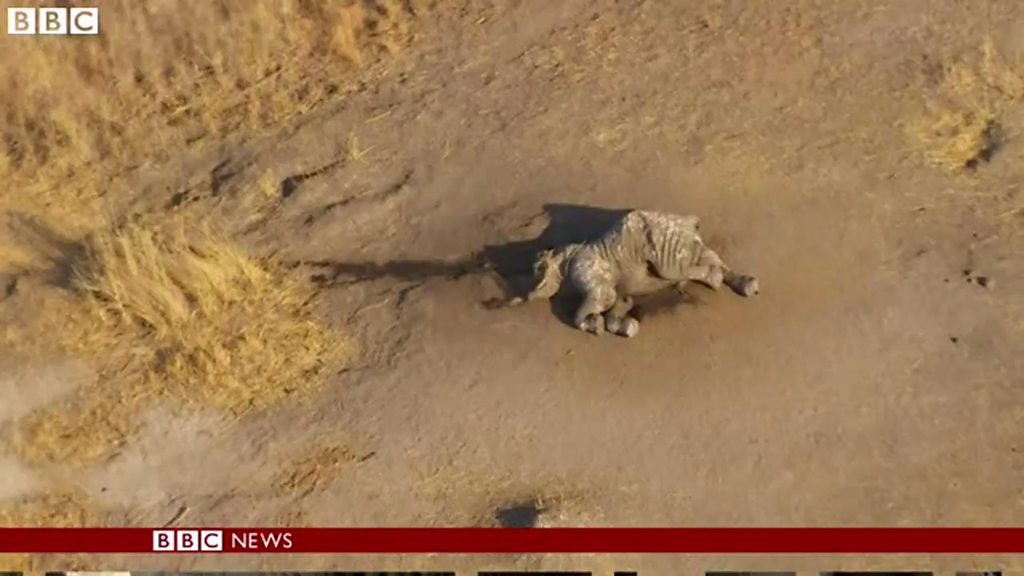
[0,528,1022,554]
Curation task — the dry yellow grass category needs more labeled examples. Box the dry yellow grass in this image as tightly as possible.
[0,0,423,265]
[0,491,97,572]
[0,492,96,527]
[273,443,358,498]
[1,0,425,269]
[913,38,1022,172]
[0,0,415,544]
[917,108,1000,171]
[981,37,1024,100]
[0,0,419,197]
[2,0,418,468]
[0,243,37,274]
[12,221,352,465]
[16,391,138,465]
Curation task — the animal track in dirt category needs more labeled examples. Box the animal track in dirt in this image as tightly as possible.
[165,155,253,209]
[301,169,414,226]
[210,157,246,196]
[281,158,345,199]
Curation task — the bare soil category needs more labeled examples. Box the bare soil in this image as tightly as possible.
[3,0,1024,574]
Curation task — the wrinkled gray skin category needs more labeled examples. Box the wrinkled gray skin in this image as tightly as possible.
[509,210,759,338]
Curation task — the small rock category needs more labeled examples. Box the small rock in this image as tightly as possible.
[975,276,994,288]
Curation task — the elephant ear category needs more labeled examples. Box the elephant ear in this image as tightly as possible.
[532,249,555,277]
[530,248,564,298]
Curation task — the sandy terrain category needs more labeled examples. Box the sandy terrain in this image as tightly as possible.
[2,0,1024,574]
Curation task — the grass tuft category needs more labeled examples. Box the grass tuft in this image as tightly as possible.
[917,109,1001,171]
[0,491,97,573]
[0,492,96,527]
[913,37,1023,172]
[12,221,352,465]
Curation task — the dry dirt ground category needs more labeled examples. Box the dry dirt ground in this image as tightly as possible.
[3,0,1024,574]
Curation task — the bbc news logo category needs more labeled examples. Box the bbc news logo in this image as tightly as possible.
[152,529,224,552]
[7,7,99,35]
[152,529,294,552]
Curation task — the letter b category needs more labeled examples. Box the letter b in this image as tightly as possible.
[39,8,68,35]
[152,530,175,551]
[7,8,36,35]
[177,530,199,551]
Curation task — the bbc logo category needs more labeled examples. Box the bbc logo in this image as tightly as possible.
[152,529,224,552]
[7,7,99,35]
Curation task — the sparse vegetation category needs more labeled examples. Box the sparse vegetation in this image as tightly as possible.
[12,221,351,464]
[913,38,1023,172]
[0,491,96,527]
[0,0,418,526]
[273,443,359,498]
[346,132,376,162]
[0,491,97,572]
[918,109,1001,171]
[0,0,418,199]
[1,0,1017,547]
